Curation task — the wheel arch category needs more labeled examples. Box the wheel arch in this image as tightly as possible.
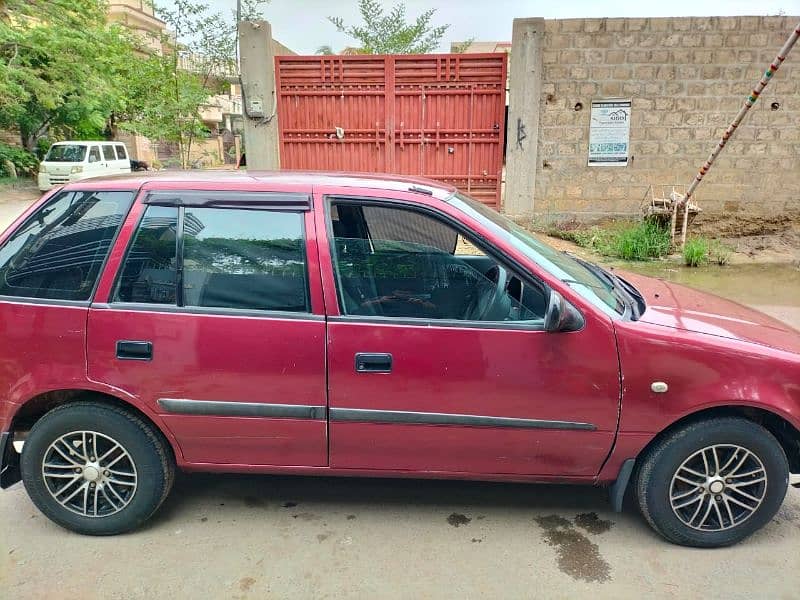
[641,405,800,473]
[8,389,181,465]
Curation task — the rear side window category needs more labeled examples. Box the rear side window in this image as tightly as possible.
[102,146,116,161]
[114,204,309,312]
[115,145,127,160]
[0,191,135,300]
[114,205,178,304]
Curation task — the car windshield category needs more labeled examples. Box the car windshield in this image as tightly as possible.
[449,192,627,317]
[44,144,87,162]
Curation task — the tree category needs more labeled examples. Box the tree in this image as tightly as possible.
[0,0,135,152]
[328,0,449,54]
[118,0,268,168]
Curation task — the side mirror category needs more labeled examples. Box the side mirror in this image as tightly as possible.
[544,290,583,333]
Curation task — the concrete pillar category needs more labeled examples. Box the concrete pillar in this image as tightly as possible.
[239,20,280,170]
[505,18,544,216]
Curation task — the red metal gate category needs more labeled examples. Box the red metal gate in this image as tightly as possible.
[275,54,507,208]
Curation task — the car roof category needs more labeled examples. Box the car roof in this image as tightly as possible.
[64,170,457,199]
[52,141,121,145]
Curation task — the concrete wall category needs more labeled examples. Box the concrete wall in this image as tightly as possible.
[508,15,800,221]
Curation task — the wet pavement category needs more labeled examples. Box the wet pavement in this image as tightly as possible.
[1,189,799,598]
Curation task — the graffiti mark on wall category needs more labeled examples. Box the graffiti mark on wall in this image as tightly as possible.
[516,118,527,150]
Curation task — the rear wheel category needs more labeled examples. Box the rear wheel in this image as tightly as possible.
[20,402,175,535]
[635,417,789,547]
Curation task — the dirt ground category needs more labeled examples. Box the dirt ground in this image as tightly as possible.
[1,184,800,598]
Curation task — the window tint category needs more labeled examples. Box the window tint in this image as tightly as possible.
[114,145,127,160]
[114,206,178,304]
[329,202,547,322]
[114,205,309,312]
[0,191,135,300]
[101,146,114,161]
[88,146,101,163]
[182,208,308,312]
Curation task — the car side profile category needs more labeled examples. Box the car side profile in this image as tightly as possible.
[0,171,798,547]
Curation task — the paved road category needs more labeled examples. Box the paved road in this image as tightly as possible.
[1,191,799,598]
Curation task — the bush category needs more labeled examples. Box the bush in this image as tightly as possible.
[709,239,733,265]
[683,237,710,267]
[0,143,39,177]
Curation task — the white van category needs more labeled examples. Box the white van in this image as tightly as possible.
[37,141,132,191]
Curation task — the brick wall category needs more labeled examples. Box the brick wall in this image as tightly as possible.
[532,16,799,220]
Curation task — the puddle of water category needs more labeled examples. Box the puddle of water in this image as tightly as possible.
[534,515,611,583]
[446,512,472,527]
[606,261,800,308]
[574,512,613,535]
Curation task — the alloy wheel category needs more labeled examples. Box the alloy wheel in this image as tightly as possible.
[669,444,767,531]
[40,431,138,518]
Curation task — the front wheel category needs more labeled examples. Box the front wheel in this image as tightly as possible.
[20,401,175,535]
[635,417,789,547]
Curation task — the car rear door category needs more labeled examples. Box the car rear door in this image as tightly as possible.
[87,185,328,467]
[317,189,621,477]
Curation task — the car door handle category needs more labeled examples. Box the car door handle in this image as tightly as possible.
[116,340,153,361]
[355,352,392,373]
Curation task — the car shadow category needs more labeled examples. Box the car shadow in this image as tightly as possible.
[147,471,634,529]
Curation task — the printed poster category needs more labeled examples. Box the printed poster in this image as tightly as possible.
[588,99,631,166]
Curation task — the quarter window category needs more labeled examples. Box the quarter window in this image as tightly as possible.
[0,191,135,300]
[114,145,127,160]
[328,201,547,322]
[114,204,309,313]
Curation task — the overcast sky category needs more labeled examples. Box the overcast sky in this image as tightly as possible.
[205,0,800,54]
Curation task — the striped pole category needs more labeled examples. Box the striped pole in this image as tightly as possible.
[684,21,800,205]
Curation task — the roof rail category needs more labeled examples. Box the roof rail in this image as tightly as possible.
[408,185,434,196]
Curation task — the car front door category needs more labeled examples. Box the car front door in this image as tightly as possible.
[87,188,328,467]
[319,192,621,477]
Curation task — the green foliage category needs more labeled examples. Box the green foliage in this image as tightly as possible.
[615,221,671,260]
[548,220,671,261]
[0,142,38,177]
[117,0,269,168]
[0,0,135,150]
[683,238,710,267]
[329,0,449,54]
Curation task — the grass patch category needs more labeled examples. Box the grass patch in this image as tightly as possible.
[547,219,671,261]
[709,239,733,265]
[683,237,709,267]
[682,237,733,267]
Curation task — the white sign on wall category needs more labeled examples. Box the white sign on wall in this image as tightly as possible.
[588,99,631,167]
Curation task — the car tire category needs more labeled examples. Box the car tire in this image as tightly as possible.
[635,417,789,548]
[20,401,175,536]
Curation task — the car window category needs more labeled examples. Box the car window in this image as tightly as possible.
[114,205,309,312]
[114,205,179,304]
[102,145,116,161]
[114,145,127,160]
[44,145,87,162]
[328,201,547,323]
[88,146,101,163]
[0,191,135,300]
[182,208,309,312]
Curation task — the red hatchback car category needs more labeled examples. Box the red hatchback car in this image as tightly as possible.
[1,172,798,546]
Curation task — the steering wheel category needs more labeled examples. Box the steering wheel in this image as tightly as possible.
[470,264,510,321]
